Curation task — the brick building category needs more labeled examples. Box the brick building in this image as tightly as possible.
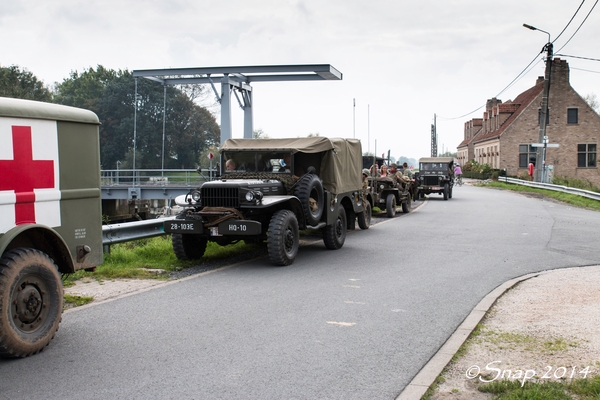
[457,58,599,185]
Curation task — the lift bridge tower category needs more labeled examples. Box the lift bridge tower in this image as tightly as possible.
[431,113,438,157]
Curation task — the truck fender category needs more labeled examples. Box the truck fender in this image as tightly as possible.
[0,224,75,274]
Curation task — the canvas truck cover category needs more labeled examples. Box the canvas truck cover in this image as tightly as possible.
[221,137,362,194]
[0,96,103,271]
[419,157,454,164]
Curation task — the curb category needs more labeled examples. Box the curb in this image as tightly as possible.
[396,271,542,399]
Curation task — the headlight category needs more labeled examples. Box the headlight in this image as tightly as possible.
[245,190,263,203]
[379,184,385,190]
[191,190,201,202]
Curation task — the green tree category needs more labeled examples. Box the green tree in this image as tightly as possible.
[53,65,119,110]
[54,65,220,170]
[0,65,52,101]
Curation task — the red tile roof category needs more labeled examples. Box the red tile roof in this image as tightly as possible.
[473,81,543,144]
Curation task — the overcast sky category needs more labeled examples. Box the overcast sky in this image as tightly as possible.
[3,0,600,162]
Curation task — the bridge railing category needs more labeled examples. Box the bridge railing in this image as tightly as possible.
[101,168,219,187]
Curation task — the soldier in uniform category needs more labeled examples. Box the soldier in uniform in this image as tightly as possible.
[402,162,414,179]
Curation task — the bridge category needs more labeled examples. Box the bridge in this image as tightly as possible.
[101,169,214,200]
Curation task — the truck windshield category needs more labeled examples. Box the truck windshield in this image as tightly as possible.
[222,151,292,174]
[420,163,448,172]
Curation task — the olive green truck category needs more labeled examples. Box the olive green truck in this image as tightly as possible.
[0,97,103,357]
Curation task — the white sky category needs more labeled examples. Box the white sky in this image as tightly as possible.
[2,0,600,162]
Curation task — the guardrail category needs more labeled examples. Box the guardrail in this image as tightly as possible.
[102,216,176,253]
[498,176,600,201]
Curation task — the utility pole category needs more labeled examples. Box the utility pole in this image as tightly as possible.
[524,24,552,182]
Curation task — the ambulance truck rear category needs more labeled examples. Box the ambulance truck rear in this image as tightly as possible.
[0,97,103,357]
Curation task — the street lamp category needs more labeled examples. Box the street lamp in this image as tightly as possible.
[523,23,553,183]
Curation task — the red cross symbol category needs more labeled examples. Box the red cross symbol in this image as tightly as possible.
[0,126,55,225]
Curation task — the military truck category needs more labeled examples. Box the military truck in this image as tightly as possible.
[0,97,103,357]
[415,157,455,200]
[164,137,366,266]
[365,175,412,217]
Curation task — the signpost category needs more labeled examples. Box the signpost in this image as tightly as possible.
[531,136,559,183]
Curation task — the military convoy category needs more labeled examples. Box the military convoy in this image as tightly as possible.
[0,97,103,357]
[164,137,368,266]
[0,95,451,358]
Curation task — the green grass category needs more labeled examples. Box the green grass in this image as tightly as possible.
[64,293,94,308]
[480,181,600,212]
[63,236,263,285]
[475,376,600,399]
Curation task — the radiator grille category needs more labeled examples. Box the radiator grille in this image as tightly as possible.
[423,176,440,186]
[202,187,239,208]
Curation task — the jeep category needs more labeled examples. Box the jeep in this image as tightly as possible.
[164,137,367,266]
[365,175,412,218]
[415,157,455,200]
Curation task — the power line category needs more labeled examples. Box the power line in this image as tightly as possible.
[555,0,598,54]
[437,51,542,121]
[555,53,600,62]
[553,0,586,43]
[439,0,598,122]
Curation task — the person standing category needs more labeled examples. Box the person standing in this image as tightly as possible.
[402,162,413,179]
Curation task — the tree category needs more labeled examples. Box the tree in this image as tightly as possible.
[54,65,220,170]
[253,128,269,139]
[583,93,599,114]
[0,65,52,101]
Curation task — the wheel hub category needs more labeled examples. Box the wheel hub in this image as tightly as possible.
[16,284,43,323]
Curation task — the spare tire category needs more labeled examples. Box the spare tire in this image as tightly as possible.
[294,174,324,226]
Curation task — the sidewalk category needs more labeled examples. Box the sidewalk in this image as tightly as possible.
[399,265,600,399]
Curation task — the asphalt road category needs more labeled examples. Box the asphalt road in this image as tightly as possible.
[2,184,600,399]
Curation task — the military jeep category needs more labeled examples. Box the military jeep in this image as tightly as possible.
[365,175,412,218]
[415,157,455,200]
[164,137,366,266]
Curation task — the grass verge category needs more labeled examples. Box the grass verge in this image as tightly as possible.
[480,181,600,212]
[64,293,94,308]
[63,236,263,285]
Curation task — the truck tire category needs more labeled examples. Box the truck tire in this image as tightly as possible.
[449,186,453,199]
[386,194,396,218]
[172,233,208,260]
[443,183,449,200]
[267,210,299,266]
[323,206,347,250]
[357,202,371,230]
[402,194,411,213]
[294,174,324,226]
[0,248,63,358]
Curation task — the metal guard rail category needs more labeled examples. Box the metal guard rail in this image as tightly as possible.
[498,177,600,201]
[102,216,176,252]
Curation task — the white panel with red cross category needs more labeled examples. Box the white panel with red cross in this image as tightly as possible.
[0,118,61,232]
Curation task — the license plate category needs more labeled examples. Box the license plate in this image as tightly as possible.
[164,220,203,234]
[218,220,262,235]
[431,186,441,191]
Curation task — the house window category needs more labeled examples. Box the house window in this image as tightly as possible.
[519,144,536,168]
[567,108,578,124]
[538,108,550,125]
[577,144,597,168]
